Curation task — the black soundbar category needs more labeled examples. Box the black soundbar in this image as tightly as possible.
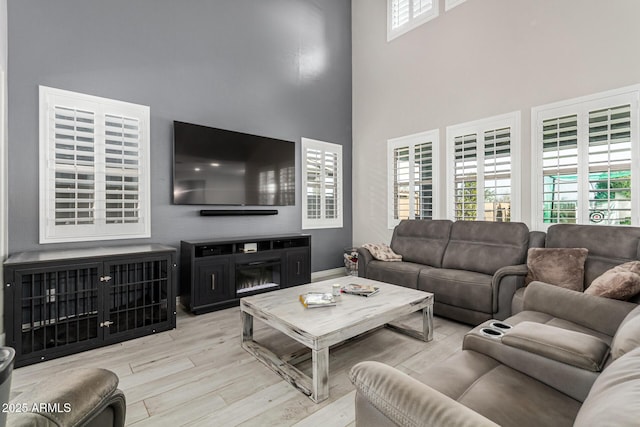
[200,209,278,216]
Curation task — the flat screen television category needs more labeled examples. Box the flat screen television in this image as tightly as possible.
[173,121,295,206]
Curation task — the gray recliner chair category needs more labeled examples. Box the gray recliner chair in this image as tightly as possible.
[6,364,125,427]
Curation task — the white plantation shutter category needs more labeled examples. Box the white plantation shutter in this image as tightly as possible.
[302,138,343,229]
[387,130,439,228]
[53,106,96,226]
[414,143,433,219]
[541,115,579,224]
[447,112,520,222]
[453,133,478,221]
[483,127,512,222]
[533,87,639,229]
[391,0,410,30]
[413,0,433,17]
[388,0,439,41]
[323,151,339,220]
[40,86,150,243]
[104,115,142,224]
[305,148,322,220]
[587,105,632,225]
[393,146,411,220]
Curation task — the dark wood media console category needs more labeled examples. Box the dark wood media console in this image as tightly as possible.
[180,234,311,314]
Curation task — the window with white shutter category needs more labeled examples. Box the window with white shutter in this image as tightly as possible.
[302,138,343,229]
[388,0,439,41]
[446,112,521,222]
[387,129,439,228]
[39,86,151,243]
[532,86,640,230]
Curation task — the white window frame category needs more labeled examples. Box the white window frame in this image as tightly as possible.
[388,0,440,42]
[39,86,151,243]
[301,137,343,229]
[1,70,6,272]
[387,129,440,229]
[445,0,467,12]
[531,85,640,231]
[446,111,521,222]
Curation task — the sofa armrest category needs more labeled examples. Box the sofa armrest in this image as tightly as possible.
[349,361,499,427]
[357,247,375,277]
[523,281,637,336]
[502,321,610,371]
[8,368,126,427]
[464,322,600,401]
[491,264,528,316]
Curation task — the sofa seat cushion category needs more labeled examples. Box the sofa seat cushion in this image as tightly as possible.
[419,350,581,427]
[418,268,493,313]
[504,310,613,345]
[366,261,429,289]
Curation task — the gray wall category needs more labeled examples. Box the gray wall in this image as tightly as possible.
[352,0,640,245]
[7,0,352,272]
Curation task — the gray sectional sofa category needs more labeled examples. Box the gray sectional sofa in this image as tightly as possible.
[352,222,640,426]
[359,220,640,325]
[350,281,640,427]
[358,219,537,324]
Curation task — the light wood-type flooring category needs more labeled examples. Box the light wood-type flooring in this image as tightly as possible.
[10,300,472,426]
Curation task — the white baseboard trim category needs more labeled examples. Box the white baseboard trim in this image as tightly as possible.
[311,267,347,281]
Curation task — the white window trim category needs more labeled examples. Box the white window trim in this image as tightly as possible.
[39,86,151,243]
[387,129,440,229]
[531,84,640,231]
[301,137,343,229]
[445,0,467,12]
[387,0,440,42]
[1,70,6,263]
[446,111,521,222]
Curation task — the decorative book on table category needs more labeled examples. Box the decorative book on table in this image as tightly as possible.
[299,292,336,308]
[341,283,380,297]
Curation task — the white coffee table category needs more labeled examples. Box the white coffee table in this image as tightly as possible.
[240,276,433,403]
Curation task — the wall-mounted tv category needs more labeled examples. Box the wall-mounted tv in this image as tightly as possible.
[173,121,295,206]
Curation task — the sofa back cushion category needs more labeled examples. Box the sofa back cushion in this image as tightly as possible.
[574,346,640,427]
[390,219,453,268]
[441,221,529,275]
[610,305,640,361]
[546,224,640,289]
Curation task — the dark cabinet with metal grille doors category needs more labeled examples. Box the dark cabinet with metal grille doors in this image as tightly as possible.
[3,244,176,367]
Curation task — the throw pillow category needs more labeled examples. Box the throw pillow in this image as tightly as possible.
[584,261,640,301]
[525,248,588,291]
[361,243,402,262]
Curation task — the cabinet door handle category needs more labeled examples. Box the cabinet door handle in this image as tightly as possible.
[211,274,216,291]
[296,261,300,275]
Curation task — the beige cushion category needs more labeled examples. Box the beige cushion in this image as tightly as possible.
[525,248,588,291]
[585,261,640,300]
